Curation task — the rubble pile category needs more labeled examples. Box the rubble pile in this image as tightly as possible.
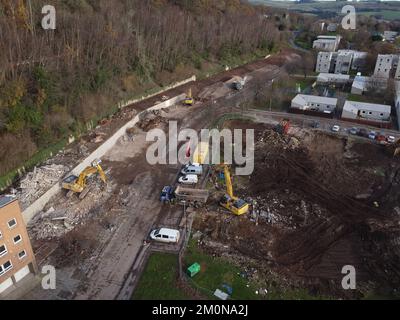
[28,175,113,240]
[28,193,106,240]
[256,130,301,151]
[137,109,168,131]
[17,164,69,210]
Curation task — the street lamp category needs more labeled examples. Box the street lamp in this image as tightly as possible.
[269,79,274,112]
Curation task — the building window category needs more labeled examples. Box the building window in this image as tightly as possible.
[380,113,384,117]
[13,234,22,244]
[0,260,13,275]
[0,244,7,257]
[18,250,27,260]
[362,110,366,114]
[369,112,372,115]
[7,218,17,229]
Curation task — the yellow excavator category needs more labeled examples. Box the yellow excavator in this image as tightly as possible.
[183,88,194,106]
[218,164,249,216]
[62,159,107,199]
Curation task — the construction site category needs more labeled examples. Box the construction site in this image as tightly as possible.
[2,50,400,300]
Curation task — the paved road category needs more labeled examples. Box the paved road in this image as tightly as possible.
[248,109,400,140]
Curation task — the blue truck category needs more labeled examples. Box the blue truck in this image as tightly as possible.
[160,185,209,206]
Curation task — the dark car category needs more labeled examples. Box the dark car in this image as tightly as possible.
[349,127,358,135]
[358,128,368,137]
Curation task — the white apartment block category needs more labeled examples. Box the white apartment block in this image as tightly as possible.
[374,54,399,79]
[313,35,342,52]
[315,50,367,74]
[351,51,368,71]
[395,64,400,81]
[316,52,336,73]
[334,50,354,74]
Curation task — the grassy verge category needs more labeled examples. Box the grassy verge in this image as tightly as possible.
[294,39,312,50]
[184,239,262,300]
[132,252,190,300]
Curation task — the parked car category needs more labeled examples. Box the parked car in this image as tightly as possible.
[349,127,358,135]
[358,128,368,137]
[181,164,203,175]
[368,131,377,140]
[311,121,320,129]
[331,125,340,133]
[376,133,386,143]
[178,174,198,185]
[150,228,180,243]
[387,135,396,143]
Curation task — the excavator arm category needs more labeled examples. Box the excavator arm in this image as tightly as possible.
[96,164,107,184]
[223,164,234,198]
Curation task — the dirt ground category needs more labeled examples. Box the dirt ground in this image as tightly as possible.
[18,49,304,300]
[193,120,400,299]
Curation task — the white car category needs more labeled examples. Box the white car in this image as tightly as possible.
[150,228,180,243]
[387,135,396,143]
[368,131,377,140]
[178,174,198,185]
[331,125,340,133]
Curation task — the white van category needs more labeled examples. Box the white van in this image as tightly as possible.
[150,228,180,243]
[178,174,198,185]
[181,164,203,175]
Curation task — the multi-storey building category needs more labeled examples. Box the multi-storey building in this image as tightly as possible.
[0,195,37,297]
[374,54,399,79]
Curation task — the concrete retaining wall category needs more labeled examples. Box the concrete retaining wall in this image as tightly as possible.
[22,93,186,223]
[117,75,196,109]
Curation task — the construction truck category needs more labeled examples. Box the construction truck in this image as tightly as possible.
[274,119,290,135]
[62,159,107,199]
[160,185,209,207]
[218,164,249,216]
[183,88,194,106]
[232,76,247,91]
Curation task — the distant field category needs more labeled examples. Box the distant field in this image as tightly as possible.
[250,1,400,21]
[359,10,400,20]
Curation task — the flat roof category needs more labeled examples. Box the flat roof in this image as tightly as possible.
[292,94,338,106]
[0,195,17,209]
[344,100,391,113]
[318,73,350,80]
[317,35,340,40]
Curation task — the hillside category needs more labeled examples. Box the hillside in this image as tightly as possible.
[0,0,284,188]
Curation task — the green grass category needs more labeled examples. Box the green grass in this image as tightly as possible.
[294,39,312,50]
[185,240,331,300]
[132,253,190,300]
[184,240,262,300]
[132,241,333,300]
[359,10,400,21]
